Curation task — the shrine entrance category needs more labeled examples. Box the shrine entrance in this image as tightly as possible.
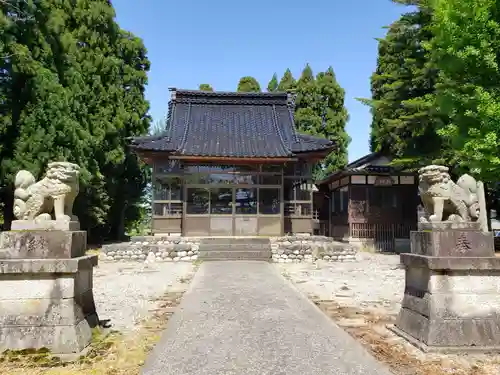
[183,184,282,236]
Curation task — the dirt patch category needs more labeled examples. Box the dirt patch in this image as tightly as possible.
[313,299,500,375]
[0,275,194,375]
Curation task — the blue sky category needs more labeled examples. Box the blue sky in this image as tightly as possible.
[112,0,407,163]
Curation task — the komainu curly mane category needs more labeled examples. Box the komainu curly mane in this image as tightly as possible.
[418,165,477,223]
[13,162,80,222]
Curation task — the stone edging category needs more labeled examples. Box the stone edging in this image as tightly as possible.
[99,235,357,263]
[270,236,357,263]
[100,237,200,262]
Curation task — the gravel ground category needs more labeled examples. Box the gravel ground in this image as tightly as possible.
[275,252,405,315]
[92,261,196,332]
[276,252,500,375]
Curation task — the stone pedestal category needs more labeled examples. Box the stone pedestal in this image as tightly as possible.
[0,229,98,354]
[0,230,86,259]
[390,224,500,352]
[11,220,80,231]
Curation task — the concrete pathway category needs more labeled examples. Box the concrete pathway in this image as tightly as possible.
[141,261,392,375]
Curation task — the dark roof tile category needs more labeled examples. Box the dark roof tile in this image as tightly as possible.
[130,89,334,158]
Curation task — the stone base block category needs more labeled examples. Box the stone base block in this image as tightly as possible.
[395,307,500,349]
[0,230,86,259]
[388,324,500,353]
[11,220,80,231]
[0,318,95,354]
[396,252,500,351]
[410,229,494,257]
[418,221,482,231]
[0,255,98,354]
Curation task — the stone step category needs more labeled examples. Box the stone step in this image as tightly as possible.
[202,258,271,262]
[199,250,271,260]
[199,244,271,251]
[200,238,270,245]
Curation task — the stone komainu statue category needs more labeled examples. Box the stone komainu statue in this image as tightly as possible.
[13,161,81,222]
[418,165,487,228]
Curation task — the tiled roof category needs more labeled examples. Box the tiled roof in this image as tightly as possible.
[130,89,334,158]
[317,152,415,185]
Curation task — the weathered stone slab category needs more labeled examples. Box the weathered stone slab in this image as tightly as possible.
[0,255,98,354]
[400,253,500,270]
[0,294,94,326]
[0,254,97,274]
[388,324,500,353]
[0,230,86,259]
[11,220,80,231]
[403,266,500,294]
[418,221,482,231]
[429,271,500,294]
[403,263,431,291]
[396,307,500,347]
[410,229,494,257]
[0,319,93,354]
[402,291,500,320]
[0,269,93,299]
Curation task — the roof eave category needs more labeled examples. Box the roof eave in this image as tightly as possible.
[316,168,417,186]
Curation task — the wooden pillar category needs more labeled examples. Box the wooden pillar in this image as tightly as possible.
[151,163,156,235]
[280,166,284,236]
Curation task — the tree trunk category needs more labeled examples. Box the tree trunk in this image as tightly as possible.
[2,185,14,230]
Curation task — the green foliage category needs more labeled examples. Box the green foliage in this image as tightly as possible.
[267,73,278,92]
[316,68,350,177]
[198,83,213,91]
[277,68,296,91]
[0,0,150,242]
[429,0,500,183]
[231,66,348,180]
[359,0,446,169]
[237,76,261,92]
[294,65,350,179]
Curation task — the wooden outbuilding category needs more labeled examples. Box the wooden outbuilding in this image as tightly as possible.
[316,152,419,252]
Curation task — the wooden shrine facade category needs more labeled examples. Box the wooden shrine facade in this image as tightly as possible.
[148,160,319,236]
[130,89,334,236]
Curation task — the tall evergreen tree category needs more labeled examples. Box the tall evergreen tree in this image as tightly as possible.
[277,68,296,91]
[316,68,350,177]
[293,65,350,179]
[237,76,261,92]
[0,0,83,228]
[0,0,150,241]
[359,0,445,169]
[299,64,314,82]
[267,73,278,92]
[295,64,316,109]
[198,83,213,91]
[429,0,500,183]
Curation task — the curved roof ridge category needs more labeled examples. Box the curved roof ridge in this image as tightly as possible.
[176,103,192,154]
[271,104,292,155]
[173,89,288,98]
[287,106,300,144]
[165,100,176,142]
